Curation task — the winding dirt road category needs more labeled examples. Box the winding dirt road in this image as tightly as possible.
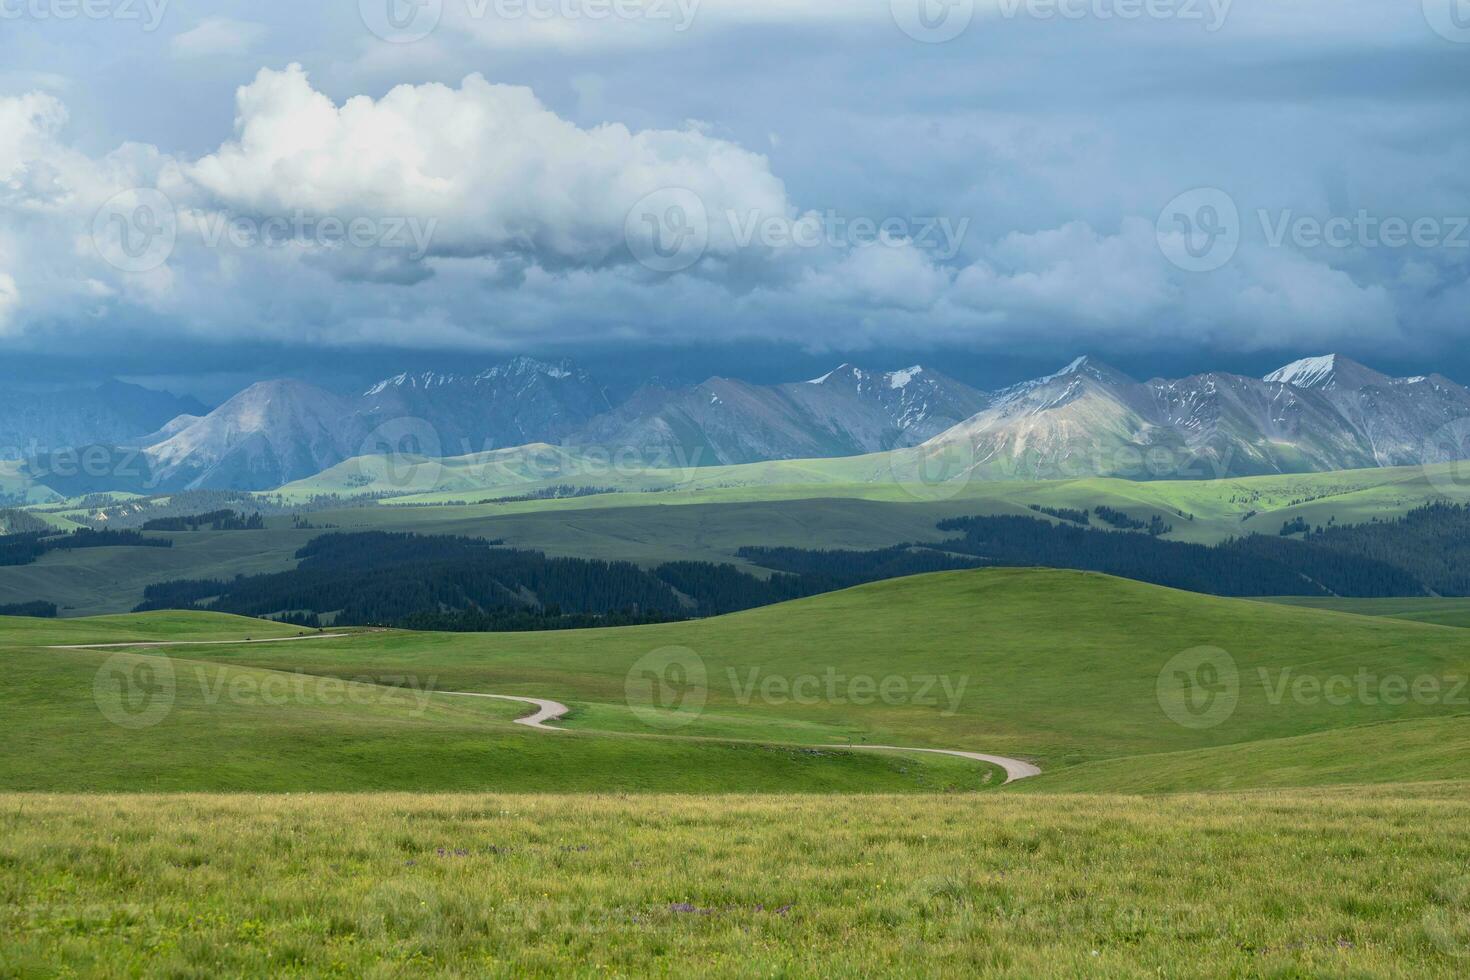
[851,746,1041,784]
[52,635,1041,784]
[48,633,354,650]
[435,692,572,731]
[429,693,1041,783]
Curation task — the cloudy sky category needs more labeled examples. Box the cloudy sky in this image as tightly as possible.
[0,0,1467,399]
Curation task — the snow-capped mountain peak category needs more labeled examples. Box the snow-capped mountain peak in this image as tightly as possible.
[1264,354,1391,391]
[364,372,459,396]
[1265,355,1342,388]
[887,366,924,390]
[1053,355,1135,386]
[365,358,584,396]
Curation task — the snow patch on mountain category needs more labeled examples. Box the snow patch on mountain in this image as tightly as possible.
[888,366,923,390]
[1266,355,1342,388]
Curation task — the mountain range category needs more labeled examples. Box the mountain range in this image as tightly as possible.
[916,354,1470,482]
[7,354,1470,493]
[0,381,205,461]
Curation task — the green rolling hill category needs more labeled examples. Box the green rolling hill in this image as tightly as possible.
[11,569,1468,794]
[1261,596,1470,629]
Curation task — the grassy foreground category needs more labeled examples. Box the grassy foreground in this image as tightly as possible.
[4,788,1470,977]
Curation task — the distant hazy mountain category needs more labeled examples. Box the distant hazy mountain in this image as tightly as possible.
[0,380,205,459]
[11,353,1470,493]
[917,354,1470,481]
[361,357,612,457]
[577,364,991,465]
[128,358,612,491]
[144,381,367,491]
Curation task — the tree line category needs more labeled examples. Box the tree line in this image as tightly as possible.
[0,528,171,567]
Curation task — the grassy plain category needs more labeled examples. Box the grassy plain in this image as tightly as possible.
[4,788,1470,976]
[5,578,1470,976]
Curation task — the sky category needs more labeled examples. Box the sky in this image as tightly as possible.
[0,0,1467,401]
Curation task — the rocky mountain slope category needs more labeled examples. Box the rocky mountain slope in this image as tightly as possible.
[917,354,1470,481]
[0,380,204,460]
[361,358,612,458]
[576,364,990,466]
[11,353,1470,492]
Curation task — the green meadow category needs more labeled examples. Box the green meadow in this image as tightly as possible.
[1261,596,1470,629]
[5,564,1470,975]
[6,569,1470,794]
[151,569,1470,778]
[4,788,1470,976]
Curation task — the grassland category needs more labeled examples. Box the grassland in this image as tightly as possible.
[1262,597,1470,629]
[109,570,1470,785]
[1018,714,1470,793]
[11,459,1470,618]
[0,460,60,505]
[0,612,1002,795]
[4,787,1470,976]
[5,575,1470,975]
[7,569,1470,794]
[279,445,1470,544]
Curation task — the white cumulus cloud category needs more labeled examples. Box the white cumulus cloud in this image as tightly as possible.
[184,65,792,270]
